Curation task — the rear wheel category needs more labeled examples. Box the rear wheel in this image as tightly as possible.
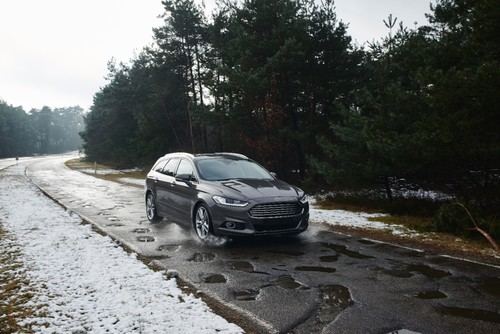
[146,192,162,223]
[194,204,213,241]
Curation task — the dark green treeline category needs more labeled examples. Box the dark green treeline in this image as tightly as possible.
[0,101,84,158]
[81,0,499,204]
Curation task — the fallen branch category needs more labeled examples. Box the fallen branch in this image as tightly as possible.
[454,202,499,252]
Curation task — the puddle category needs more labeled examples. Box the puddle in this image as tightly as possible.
[106,223,125,227]
[295,266,336,273]
[157,244,180,252]
[437,305,500,323]
[201,273,226,284]
[416,290,447,299]
[321,242,374,259]
[271,275,307,290]
[478,277,500,298]
[228,261,269,275]
[268,249,305,257]
[229,261,254,272]
[137,236,155,242]
[272,267,288,272]
[320,255,339,262]
[189,252,216,262]
[132,228,151,234]
[318,285,353,323]
[407,264,450,279]
[234,289,259,301]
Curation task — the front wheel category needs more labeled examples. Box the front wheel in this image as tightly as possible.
[194,204,213,241]
[146,192,162,223]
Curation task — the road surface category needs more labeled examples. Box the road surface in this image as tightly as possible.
[5,154,500,333]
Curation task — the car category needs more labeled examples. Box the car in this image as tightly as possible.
[145,152,309,241]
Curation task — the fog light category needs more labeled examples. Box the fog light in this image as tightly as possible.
[225,222,236,229]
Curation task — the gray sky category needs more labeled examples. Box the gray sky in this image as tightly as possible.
[0,0,432,111]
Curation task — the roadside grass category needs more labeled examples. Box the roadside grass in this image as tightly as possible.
[65,158,147,185]
[315,193,443,233]
[367,215,433,233]
[0,226,42,333]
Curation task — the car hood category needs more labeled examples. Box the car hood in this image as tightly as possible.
[210,178,301,200]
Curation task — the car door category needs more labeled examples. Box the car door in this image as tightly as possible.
[170,159,198,226]
[156,158,180,218]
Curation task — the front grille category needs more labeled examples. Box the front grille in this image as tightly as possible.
[253,218,301,232]
[249,202,301,219]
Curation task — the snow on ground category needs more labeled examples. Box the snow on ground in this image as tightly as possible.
[118,177,146,187]
[0,165,242,334]
[309,200,415,236]
[78,167,143,176]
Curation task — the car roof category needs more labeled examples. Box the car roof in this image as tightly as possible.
[161,152,249,161]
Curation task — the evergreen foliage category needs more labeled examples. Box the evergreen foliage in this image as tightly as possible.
[0,101,84,158]
[80,0,499,218]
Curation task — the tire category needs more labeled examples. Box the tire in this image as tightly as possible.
[194,204,213,241]
[146,192,162,223]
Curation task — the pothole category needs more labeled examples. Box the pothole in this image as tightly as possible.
[189,252,215,262]
[263,275,308,290]
[319,255,339,262]
[416,290,447,299]
[201,273,227,284]
[137,236,155,242]
[233,289,259,301]
[318,285,353,323]
[321,242,374,259]
[406,264,450,279]
[436,305,500,323]
[106,223,125,227]
[295,266,336,273]
[229,261,254,272]
[228,261,270,275]
[132,228,151,234]
[157,244,180,252]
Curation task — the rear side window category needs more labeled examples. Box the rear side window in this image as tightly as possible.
[154,159,169,172]
[176,159,194,177]
[163,158,180,176]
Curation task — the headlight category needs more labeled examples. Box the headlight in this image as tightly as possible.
[213,196,248,207]
[299,194,308,204]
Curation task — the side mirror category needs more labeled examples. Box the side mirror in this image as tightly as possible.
[175,174,195,184]
[270,172,278,179]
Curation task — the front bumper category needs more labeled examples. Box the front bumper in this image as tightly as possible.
[210,201,309,236]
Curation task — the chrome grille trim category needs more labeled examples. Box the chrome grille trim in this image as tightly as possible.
[249,202,301,219]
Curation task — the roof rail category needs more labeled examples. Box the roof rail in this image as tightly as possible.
[195,152,248,159]
[163,152,195,158]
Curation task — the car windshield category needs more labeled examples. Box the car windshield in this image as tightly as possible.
[196,158,273,181]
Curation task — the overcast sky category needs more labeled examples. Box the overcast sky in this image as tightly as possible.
[0,0,432,111]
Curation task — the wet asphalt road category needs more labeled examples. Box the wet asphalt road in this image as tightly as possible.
[15,155,500,333]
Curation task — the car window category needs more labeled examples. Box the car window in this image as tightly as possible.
[176,159,194,177]
[163,158,180,176]
[154,159,169,172]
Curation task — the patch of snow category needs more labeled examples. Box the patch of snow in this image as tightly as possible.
[315,187,452,202]
[77,168,122,175]
[118,177,145,186]
[309,205,415,236]
[0,165,242,334]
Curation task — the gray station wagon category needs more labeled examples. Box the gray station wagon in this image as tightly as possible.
[145,152,309,241]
